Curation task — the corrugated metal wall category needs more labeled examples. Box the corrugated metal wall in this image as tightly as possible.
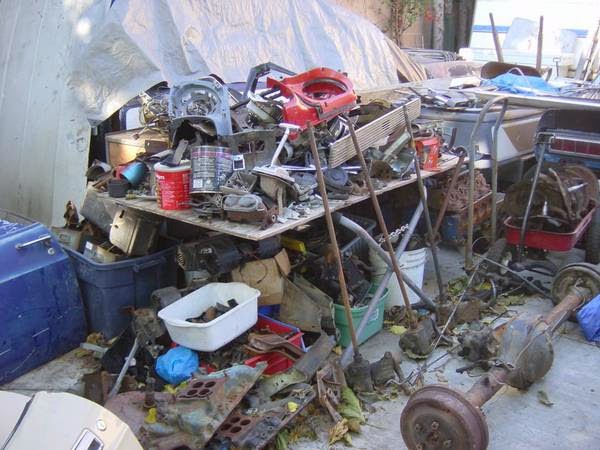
[0,0,101,225]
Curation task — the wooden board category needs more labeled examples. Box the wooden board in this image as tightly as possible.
[104,154,462,241]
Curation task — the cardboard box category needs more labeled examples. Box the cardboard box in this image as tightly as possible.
[231,249,290,306]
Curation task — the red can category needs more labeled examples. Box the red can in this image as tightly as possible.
[154,161,191,210]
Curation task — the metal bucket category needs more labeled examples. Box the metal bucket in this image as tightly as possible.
[190,145,234,193]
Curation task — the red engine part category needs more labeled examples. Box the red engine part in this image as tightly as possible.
[415,134,442,171]
[267,67,357,133]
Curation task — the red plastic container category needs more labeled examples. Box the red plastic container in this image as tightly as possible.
[154,161,191,210]
[504,206,597,252]
[244,314,305,375]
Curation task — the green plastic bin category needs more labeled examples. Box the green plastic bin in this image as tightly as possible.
[334,288,388,347]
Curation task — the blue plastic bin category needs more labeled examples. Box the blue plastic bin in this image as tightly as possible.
[65,243,177,338]
[0,213,87,383]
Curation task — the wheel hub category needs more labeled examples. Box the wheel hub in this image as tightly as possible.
[551,262,600,304]
[400,385,488,450]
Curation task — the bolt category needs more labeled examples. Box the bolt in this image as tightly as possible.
[443,440,452,448]
[415,423,422,432]
[431,421,439,430]
[416,444,423,450]
[143,377,156,409]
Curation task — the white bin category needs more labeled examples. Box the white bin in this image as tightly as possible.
[370,247,428,308]
[158,282,259,351]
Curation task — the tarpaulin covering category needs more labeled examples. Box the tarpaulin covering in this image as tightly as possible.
[70,0,427,121]
[0,0,425,225]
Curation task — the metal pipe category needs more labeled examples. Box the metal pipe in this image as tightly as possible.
[107,337,139,399]
[490,99,509,244]
[403,107,446,299]
[341,203,425,368]
[466,96,509,270]
[517,141,547,261]
[347,120,417,328]
[432,152,466,237]
[307,123,360,353]
[536,16,544,72]
[489,13,504,63]
[334,213,435,307]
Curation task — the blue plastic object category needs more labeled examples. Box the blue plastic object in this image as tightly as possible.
[483,73,559,95]
[577,294,600,342]
[156,346,199,384]
[0,218,87,384]
[64,244,177,339]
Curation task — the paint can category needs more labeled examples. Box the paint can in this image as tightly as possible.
[154,161,191,210]
[190,145,233,193]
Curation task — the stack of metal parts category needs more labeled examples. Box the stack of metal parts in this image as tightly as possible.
[123,63,422,227]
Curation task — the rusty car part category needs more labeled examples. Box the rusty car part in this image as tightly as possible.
[456,323,506,365]
[316,360,347,422]
[212,383,316,449]
[400,262,600,450]
[223,193,278,228]
[105,363,266,450]
[504,164,598,229]
[244,332,306,361]
[254,333,335,399]
[344,354,374,393]
[370,351,404,387]
[399,316,436,357]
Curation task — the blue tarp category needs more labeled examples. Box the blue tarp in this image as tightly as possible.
[577,294,600,342]
[483,73,560,95]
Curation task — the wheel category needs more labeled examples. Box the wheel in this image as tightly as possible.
[585,208,600,264]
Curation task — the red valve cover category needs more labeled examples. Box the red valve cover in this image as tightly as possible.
[267,67,357,133]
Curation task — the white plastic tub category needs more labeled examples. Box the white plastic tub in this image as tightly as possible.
[158,282,259,351]
[370,247,428,308]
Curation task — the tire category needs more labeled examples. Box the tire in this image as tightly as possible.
[585,208,600,264]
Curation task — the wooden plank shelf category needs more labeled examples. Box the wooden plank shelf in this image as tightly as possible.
[103,154,462,241]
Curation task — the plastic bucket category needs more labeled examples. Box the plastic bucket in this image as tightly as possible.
[154,161,191,210]
[334,288,388,347]
[190,145,233,193]
[370,247,427,308]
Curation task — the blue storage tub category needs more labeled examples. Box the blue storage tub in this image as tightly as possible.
[64,243,177,339]
[0,213,87,384]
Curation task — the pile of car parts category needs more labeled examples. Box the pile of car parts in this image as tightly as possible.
[400,262,600,450]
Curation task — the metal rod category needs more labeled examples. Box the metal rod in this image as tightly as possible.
[536,16,544,72]
[307,123,360,352]
[107,337,139,399]
[347,120,417,328]
[466,96,509,270]
[341,203,424,368]
[491,99,509,244]
[432,153,466,237]
[517,141,546,261]
[489,13,504,63]
[334,213,435,308]
[403,107,446,299]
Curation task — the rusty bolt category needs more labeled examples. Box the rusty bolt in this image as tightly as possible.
[415,423,422,432]
[416,444,424,450]
[431,421,439,430]
[443,440,452,448]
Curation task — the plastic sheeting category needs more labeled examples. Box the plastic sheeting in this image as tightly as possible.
[71,0,426,121]
[0,0,425,225]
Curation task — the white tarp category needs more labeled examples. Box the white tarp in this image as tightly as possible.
[0,0,425,225]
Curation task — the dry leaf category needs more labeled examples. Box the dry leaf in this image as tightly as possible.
[537,390,554,407]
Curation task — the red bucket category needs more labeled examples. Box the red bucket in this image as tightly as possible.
[154,161,191,210]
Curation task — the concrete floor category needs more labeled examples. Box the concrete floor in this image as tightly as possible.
[3,247,599,449]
